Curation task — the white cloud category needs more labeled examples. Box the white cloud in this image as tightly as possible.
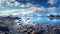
[36,13,41,17]
[6,2,14,6]
[7,0,15,2]
[0,0,34,8]
[48,0,55,4]
[19,3,33,8]
[0,0,20,7]
[0,0,6,8]
[47,7,56,12]
[0,0,57,16]
[25,3,33,7]
[14,1,20,6]
[0,0,5,3]
[0,5,58,17]
[0,14,9,16]
[6,0,21,6]
[0,6,46,16]
[19,4,26,7]
[37,7,46,11]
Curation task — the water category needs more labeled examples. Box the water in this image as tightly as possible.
[35,17,60,24]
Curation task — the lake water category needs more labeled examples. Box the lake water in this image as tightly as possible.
[35,17,60,24]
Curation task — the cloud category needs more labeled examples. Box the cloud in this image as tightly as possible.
[19,4,26,8]
[36,13,42,17]
[0,6,46,16]
[0,0,6,8]
[0,0,34,8]
[25,3,33,7]
[48,0,56,5]
[6,0,20,6]
[0,0,20,7]
[47,7,56,12]
[0,0,46,16]
[0,0,5,3]
[37,7,46,11]
[0,13,9,16]
[6,2,14,6]
[0,0,58,17]
[14,1,20,6]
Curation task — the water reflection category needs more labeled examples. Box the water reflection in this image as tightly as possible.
[36,17,60,24]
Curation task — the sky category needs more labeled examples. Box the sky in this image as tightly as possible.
[0,0,60,24]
